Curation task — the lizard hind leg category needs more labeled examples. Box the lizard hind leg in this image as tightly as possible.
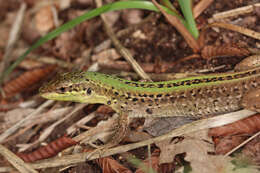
[86,113,130,160]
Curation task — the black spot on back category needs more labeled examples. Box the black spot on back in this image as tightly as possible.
[146,108,153,114]
[156,94,162,98]
[132,98,138,102]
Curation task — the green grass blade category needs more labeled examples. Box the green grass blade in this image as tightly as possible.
[178,0,199,38]
[160,0,179,14]
[0,0,186,84]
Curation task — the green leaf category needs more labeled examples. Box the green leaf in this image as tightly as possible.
[178,0,199,38]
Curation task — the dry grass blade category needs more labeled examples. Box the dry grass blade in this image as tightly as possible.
[209,3,260,22]
[0,144,38,173]
[209,22,260,41]
[0,100,54,142]
[95,0,151,81]
[152,0,200,53]
[0,110,255,171]
[193,0,214,19]
[0,3,27,74]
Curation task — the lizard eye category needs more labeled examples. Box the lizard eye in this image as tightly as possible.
[86,88,92,95]
[59,87,66,93]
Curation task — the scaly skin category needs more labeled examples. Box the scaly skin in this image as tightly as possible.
[39,67,260,149]
[40,68,260,118]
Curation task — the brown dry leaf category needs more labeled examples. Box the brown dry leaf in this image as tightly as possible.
[144,117,196,137]
[214,135,247,155]
[17,136,77,162]
[201,45,250,59]
[103,11,120,27]
[134,150,175,173]
[135,155,159,173]
[157,129,213,164]
[122,9,143,25]
[242,135,260,164]
[157,130,259,173]
[52,31,81,60]
[35,5,55,34]
[0,108,34,132]
[2,65,56,99]
[91,48,121,64]
[127,131,151,143]
[209,114,260,137]
[96,157,131,173]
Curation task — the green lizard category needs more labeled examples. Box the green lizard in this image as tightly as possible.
[39,64,260,149]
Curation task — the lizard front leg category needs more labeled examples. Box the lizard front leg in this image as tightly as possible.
[86,112,130,159]
[103,112,130,148]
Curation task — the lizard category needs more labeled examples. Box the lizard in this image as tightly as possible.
[39,63,260,150]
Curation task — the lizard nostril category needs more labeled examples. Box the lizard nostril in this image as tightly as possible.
[39,86,47,93]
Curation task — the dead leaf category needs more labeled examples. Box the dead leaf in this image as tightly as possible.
[92,48,121,64]
[157,129,259,173]
[0,108,34,131]
[35,5,55,33]
[96,157,131,173]
[144,117,196,137]
[157,130,213,163]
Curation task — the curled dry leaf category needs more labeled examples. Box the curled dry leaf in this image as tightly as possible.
[208,114,260,137]
[17,136,77,162]
[2,65,56,99]
[201,45,250,59]
[96,157,131,173]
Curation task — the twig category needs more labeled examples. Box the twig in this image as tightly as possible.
[0,3,27,77]
[20,104,86,152]
[224,130,260,157]
[209,3,260,22]
[95,0,152,81]
[0,100,54,143]
[0,144,38,173]
[93,13,155,53]
[209,22,260,41]
[152,0,200,53]
[193,0,214,19]
[0,109,255,171]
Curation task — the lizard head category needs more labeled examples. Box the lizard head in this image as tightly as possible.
[39,71,107,104]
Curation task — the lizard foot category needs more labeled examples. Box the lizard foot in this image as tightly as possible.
[86,113,129,160]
